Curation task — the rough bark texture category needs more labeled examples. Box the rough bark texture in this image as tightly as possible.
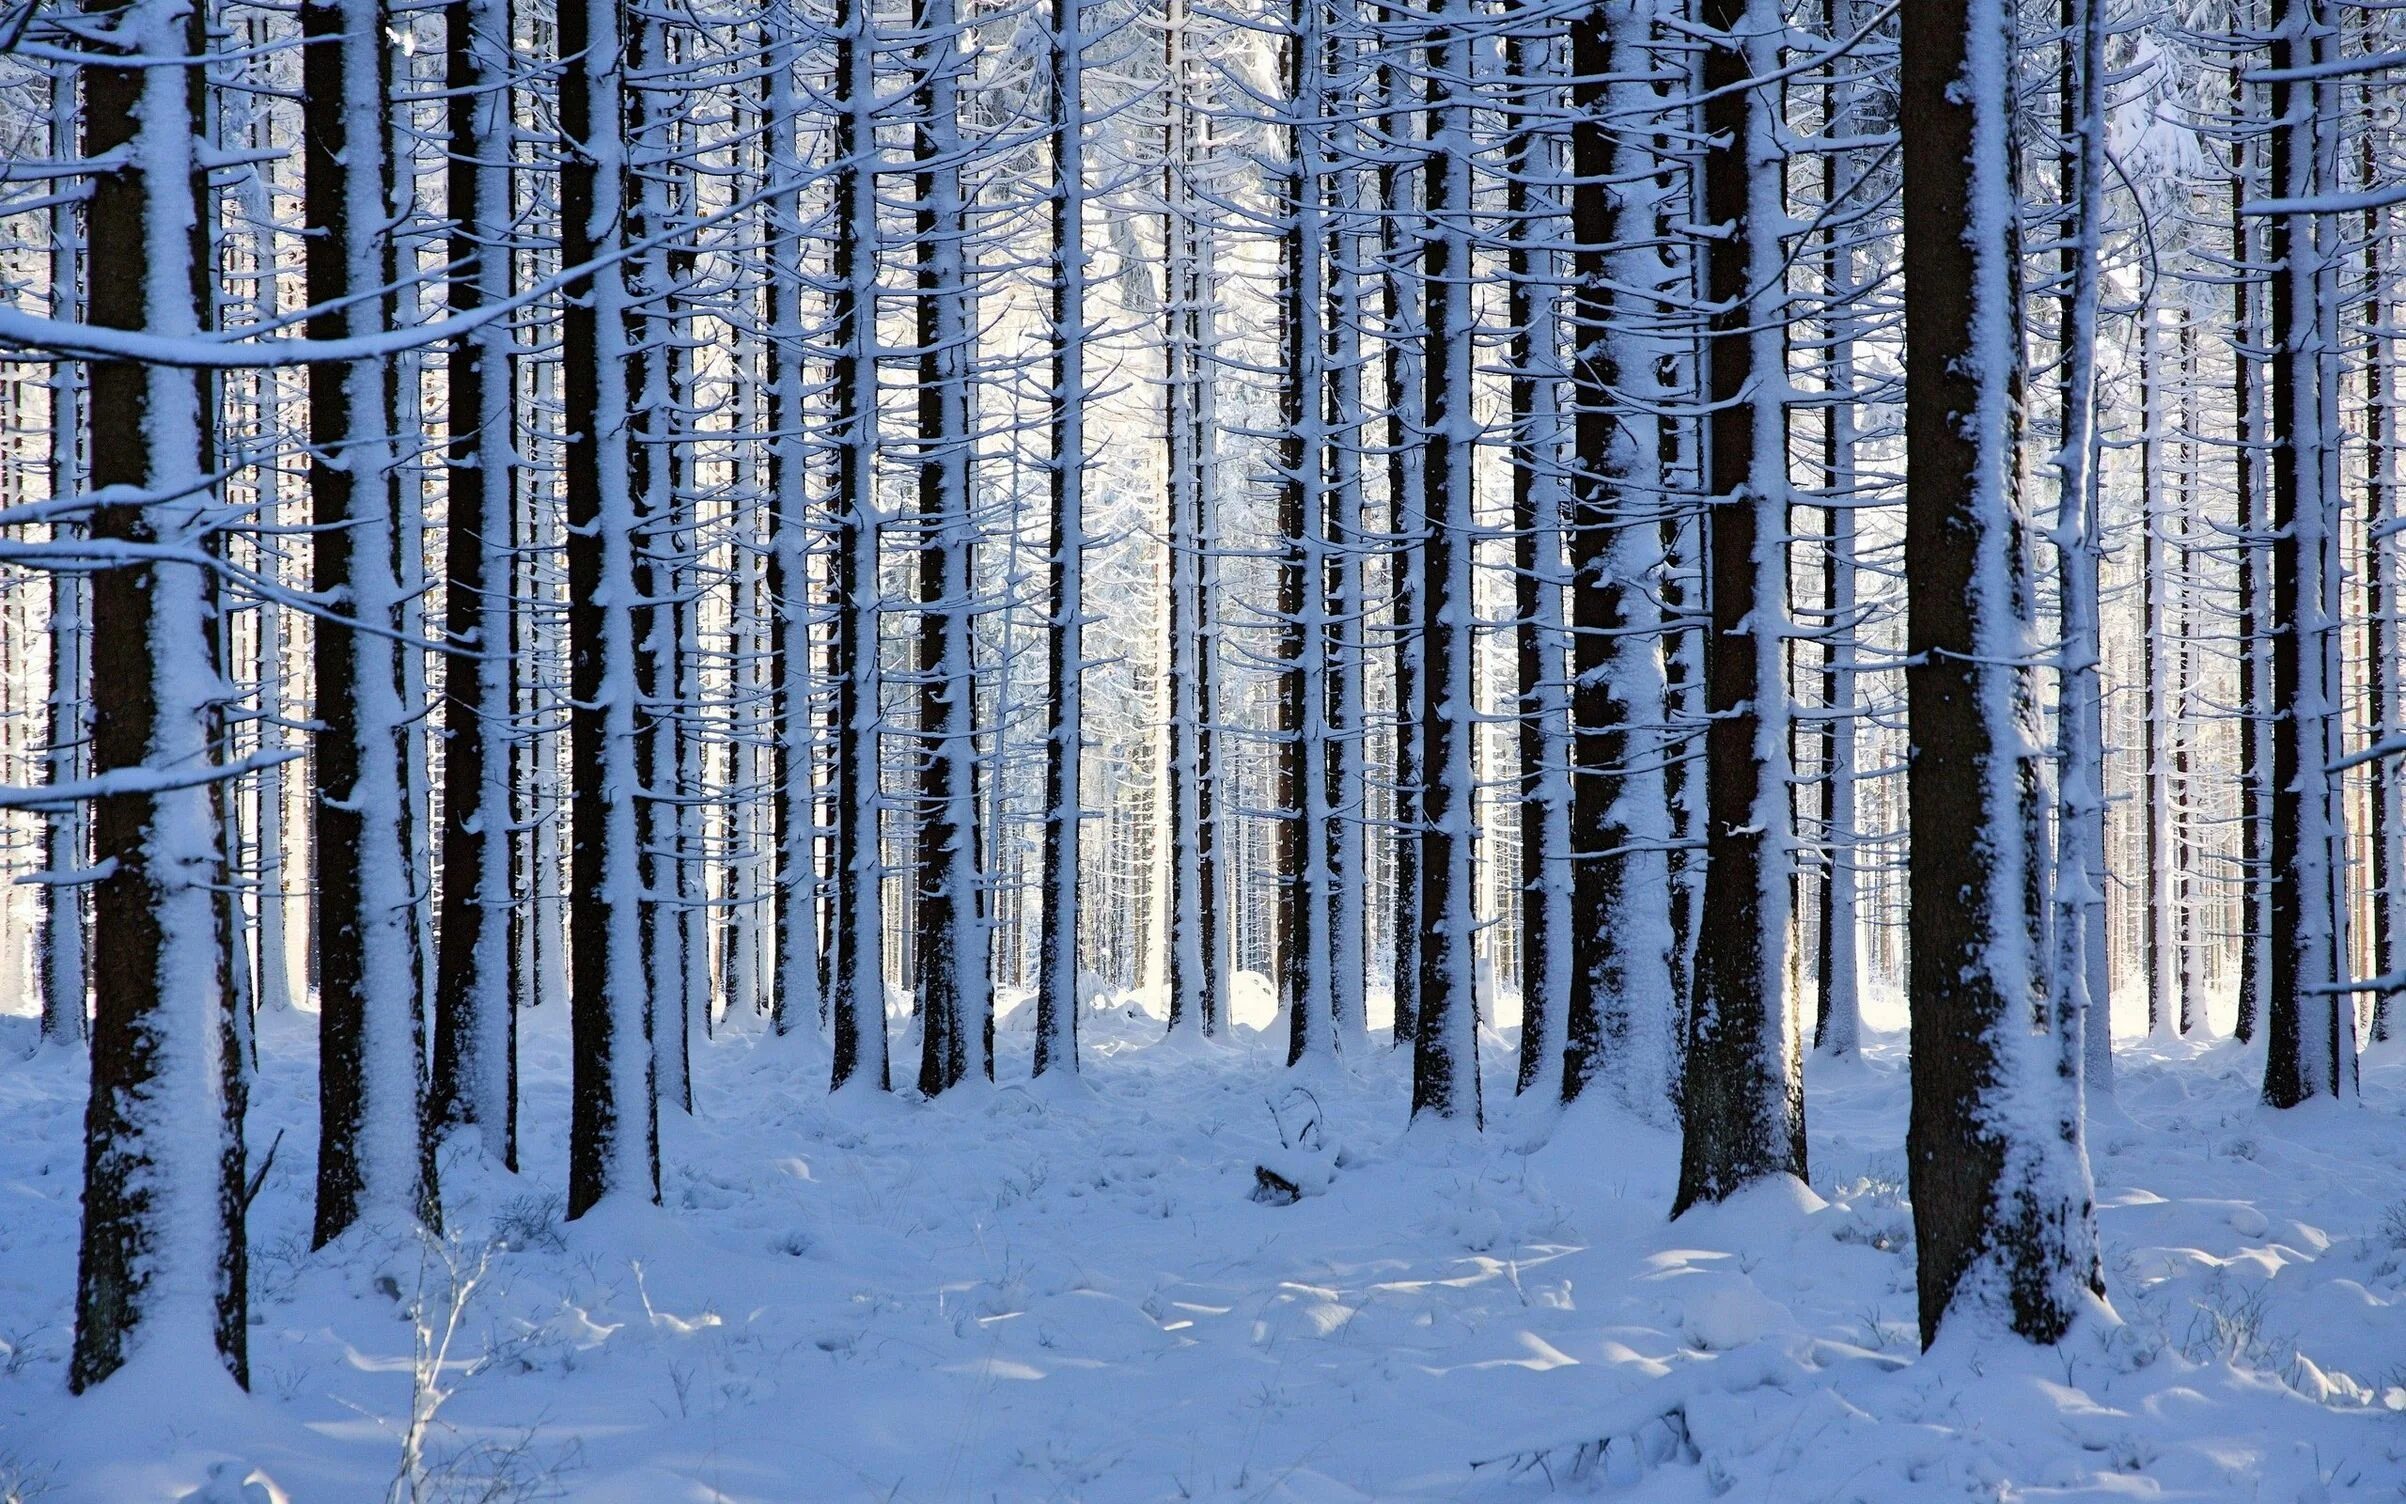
[1900,0,2100,1347]
[1675,0,1804,1212]
[72,0,249,1391]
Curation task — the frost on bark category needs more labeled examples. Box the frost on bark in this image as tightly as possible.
[1562,0,1675,1112]
[70,0,250,1392]
[1674,0,1804,1212]
[1409,0,1481,1126]
[2047,0,2110,1094]
[1505,2,1573,1099]
[1276,0,1335,1069]
[305,0,438,1246]
[910,0,992,1096]
[2259,0,2355,1108]
[825,0,890,1093]
[1378,48,1425,1052]
[431,0,520,1168]
[1160,0,1221,1039]
[1900,0,2101,1347]
[39,56,89,1050]
[562,0,662,1214]
[1035,0,1088,1079]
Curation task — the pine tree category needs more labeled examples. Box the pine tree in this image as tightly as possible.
[1674,0,1805,1211]
[1160,0,1221,1039]
[1036,0,1090,1078]
[826,0,891,1092]
[1409,0,1481,1125]
[561,0,662,1213]
[70,0,251,1391]
[1900,0,2100,1346]
[305,0,438,1245]
[2259,0,2355,1107]
[431,0,520,1168]
[38,56,89,1051]
[1504,0,1573,1098]
[911,0,991,1095]
[1562,0,1676,1110]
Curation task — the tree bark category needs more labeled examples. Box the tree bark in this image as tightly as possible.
[1901,0,2100,1346]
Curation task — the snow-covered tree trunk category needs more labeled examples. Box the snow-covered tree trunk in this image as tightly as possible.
[826,0,890,1091]
[626,8,689,1116]
[2361,147,2401,1042]
[765,15,824,1046]
[1154,0,1212,1029]
[1378,50,1425,1051]
[2230,51,2270,1046]
[1900,0,2100,1346]
[432,0,520,1167]
[70,0,250,1390]
[1278,0,1335,1068]
[562,0,662,1212]
[911,0,991,1095]
[1675,0,1804,1211]
[1161,0,1220,1038]
[2141,305,2181,1039]
[2046,0,2109,1092]
[1035,0,1089,1078]
[1324,9,1370,1056]
[2260,0,2354,1107]
[1409,0,1481,1126]
[39,59,89,1048]
[1562,0,1676,1111]
[306,0,438,1245]
[1505,6,1573,1098]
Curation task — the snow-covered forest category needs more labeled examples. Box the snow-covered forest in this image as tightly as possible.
[0,0,2403,1496]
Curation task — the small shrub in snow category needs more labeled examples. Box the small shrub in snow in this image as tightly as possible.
[489,1195,566,1255]
[2375,1198,2406,1253]
[2179,1274,2291,1375]
[0,1452,56,1504]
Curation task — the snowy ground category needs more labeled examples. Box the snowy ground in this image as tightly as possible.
[3,989,2405,1503]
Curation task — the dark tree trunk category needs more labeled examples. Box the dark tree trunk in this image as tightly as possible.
[1900,0,2099,1347]
[561,0,662,1215]
[432,0,519,1168]
[71,0,249,1392]
[825,0,889,1091]
[1410,0,1480,1125]
[2231,52,2268,1046]
[911,0,989,1095]
[1377,46,1423,1050]
[306,0,436,1246]
[1674,0,1804,1212]
[2261,0,2353,1107]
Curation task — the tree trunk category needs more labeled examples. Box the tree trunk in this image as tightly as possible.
[71,0,250,1391]
[2232,49,2269,1046]
[1410,0,1480,1126]
[2048,0,2110,1092]
[2261,0,2354,1107]
[1378,45,1424,1051]
[432,0,519,1168]
[1675,0,1804,1212]
[1278,0,1334,1067]
[39,59,89,1049]
[562,0,662,1213]
[1901,0,2100,1347]
[306,0,437,1245]
[1507,5,1573,1098]
[1161,0,1218,1038]
[912,0,991,1095]
[1561,0,1676,1111]
[1036,0,1088,1077]
[825,0,890,1092]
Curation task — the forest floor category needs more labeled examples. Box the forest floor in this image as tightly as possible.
[3,989,2405,1503]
